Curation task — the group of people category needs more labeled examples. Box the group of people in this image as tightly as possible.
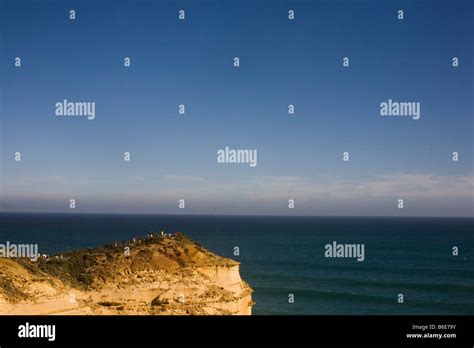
[112,230,177,248]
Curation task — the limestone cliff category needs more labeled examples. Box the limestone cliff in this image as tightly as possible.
[0,233,253,315]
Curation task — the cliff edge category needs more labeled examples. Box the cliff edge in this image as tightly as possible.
[0,233,253,315]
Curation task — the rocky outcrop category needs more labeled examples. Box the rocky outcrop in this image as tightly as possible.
[0,233,253,315]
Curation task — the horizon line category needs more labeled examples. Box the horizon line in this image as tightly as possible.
[0,211,473,219]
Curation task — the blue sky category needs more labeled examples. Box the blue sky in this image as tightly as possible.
[0,0,473,216]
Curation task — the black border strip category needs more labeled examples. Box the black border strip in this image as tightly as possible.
[0,315,472,346]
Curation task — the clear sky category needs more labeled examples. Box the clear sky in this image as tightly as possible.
[0,0,472,216]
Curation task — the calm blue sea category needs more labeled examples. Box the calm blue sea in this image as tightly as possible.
[0,213,472,315]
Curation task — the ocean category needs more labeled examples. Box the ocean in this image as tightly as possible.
[0,213,472,315]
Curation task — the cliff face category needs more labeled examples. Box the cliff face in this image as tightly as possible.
[0,233,253,315]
